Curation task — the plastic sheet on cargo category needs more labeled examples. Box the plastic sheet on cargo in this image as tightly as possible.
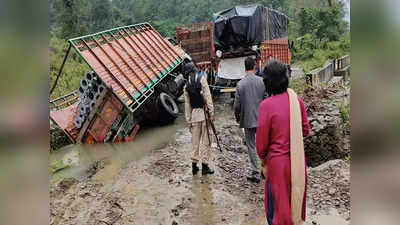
[213,4,288,49]
[213,4,267,49]
[217,56,247,80]
[267,8,289,40]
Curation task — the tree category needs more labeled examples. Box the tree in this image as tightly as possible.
[297,2,347,41]
[52,0,92,39]
[91,0,113,32]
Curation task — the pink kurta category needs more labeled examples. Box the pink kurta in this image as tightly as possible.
[256,91,310,225]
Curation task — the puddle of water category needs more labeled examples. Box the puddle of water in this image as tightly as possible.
[192,176,217,225]
[50,108,186,183]
[246,216,268,225]
[245,216,267,225]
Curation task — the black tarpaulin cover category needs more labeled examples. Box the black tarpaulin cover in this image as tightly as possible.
[213,4,288,49]
[267,8,289,40]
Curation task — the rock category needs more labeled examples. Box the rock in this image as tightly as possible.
[79,190,90,198]
[172,208,179,216]
[328,188,336,195]
[307,160,350,220]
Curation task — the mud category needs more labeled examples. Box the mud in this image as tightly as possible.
[50,94,350,225]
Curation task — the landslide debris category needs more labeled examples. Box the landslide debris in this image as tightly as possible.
[301,85,350,167]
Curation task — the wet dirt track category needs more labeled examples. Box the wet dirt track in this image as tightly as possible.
[50,94,350,225]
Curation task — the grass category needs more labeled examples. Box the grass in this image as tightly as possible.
[339,102,350,125]
[292,34,350,73]
[50,159,71,174]
[289,77,310,96]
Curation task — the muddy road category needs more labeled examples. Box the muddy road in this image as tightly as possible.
[50,94,350,225]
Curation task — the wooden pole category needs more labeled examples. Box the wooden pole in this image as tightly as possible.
[50,43,72,96]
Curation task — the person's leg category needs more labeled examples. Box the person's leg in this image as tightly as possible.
[266,179,274,225]
[270,156,292,225]
[245,128,260,181]
[200,120,214,175]
[191,122,201,174]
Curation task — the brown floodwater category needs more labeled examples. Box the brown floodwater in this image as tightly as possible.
[50,106,187,183]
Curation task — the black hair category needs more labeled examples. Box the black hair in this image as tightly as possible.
[262,59,289,96]
[183,61,197,80]
[244,56,255,71]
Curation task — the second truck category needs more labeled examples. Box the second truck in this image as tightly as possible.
[176,4,291,93]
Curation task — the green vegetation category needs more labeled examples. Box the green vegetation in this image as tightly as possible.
[290,2,350,72]
[50,159,71,174]
[289,76,309,96]
[339,102,350,127]
[292,34,350,73]
[50,37,89,99]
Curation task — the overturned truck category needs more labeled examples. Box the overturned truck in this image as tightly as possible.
[50,23,188,146]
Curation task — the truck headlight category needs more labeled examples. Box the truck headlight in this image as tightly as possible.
[216,50,222,58]
[251,45,258,51]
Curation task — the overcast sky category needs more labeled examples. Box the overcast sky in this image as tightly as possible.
[342,0,350,23]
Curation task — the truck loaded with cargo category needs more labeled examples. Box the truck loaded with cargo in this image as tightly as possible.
[50,23,189,147]
[176,4,291,93]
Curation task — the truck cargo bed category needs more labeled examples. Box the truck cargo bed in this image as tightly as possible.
[70,23,186,113]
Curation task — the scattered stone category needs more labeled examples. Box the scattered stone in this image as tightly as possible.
[172,208,179,216]
[307,160,350,220]
[328,188,336,195]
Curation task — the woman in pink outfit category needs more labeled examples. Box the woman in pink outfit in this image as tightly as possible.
[256,60,310,225]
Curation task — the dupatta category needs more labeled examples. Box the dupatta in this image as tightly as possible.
[288,88,310,225]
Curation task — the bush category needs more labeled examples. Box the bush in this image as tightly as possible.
[292,34,350,73]
[291,3,349,73]
[339,102,350,135]
[50,37,90,99]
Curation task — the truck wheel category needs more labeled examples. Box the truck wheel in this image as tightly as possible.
[158,92,179,122]
[174,74,185,98]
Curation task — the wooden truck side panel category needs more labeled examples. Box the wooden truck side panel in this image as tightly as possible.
[260,37,291,66]
[176,22,215,68]
[82,90,123,144]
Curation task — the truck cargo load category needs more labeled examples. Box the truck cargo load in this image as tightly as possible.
[176,4,290,93]
[213,4,289,50]
[213,4,267,50]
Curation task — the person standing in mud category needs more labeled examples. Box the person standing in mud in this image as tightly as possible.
[234,56,266,183]
[183,62,215,175]
[256,59,310,225]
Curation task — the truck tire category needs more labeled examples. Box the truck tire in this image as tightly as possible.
[158,92,179,123]
[174,74,185,98]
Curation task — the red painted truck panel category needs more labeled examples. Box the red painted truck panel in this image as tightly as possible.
[83,92,123,143]
[176,22,215,64]
[50,102,80,142]
[261,37,291,66]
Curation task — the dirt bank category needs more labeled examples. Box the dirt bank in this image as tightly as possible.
[50,94,350,225]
